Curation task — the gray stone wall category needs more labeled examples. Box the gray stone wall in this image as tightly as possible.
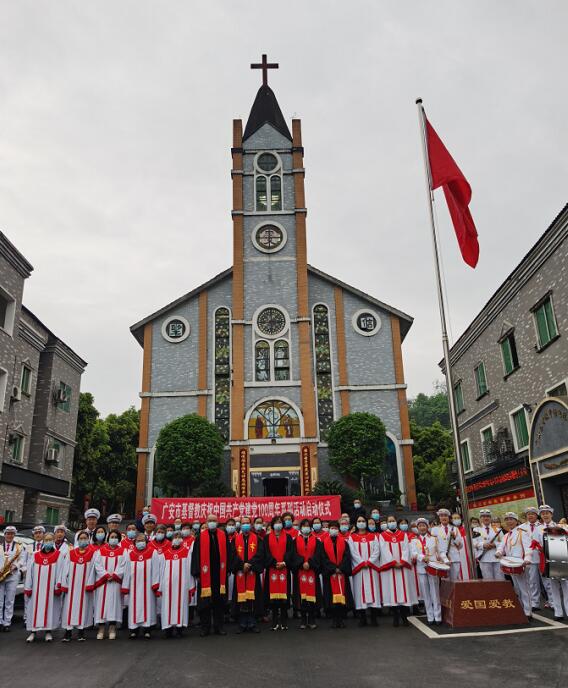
[0,484,25,521]
[450,226,568,473]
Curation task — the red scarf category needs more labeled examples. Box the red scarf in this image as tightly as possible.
[234,532,258,603]
[267,532,289,600]
[323,536,347,605]
[296,535,317,602]
[199,529,227,598]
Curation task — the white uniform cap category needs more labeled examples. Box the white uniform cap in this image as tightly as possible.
[538,504,554,514]
[4,525,17,534]
[33,525,46,534]
[415,517,429,526]
[84,508,101,519]
[142,513,157,525]
[437,508,451,517]
[504,512,519,521]
[524,506,539,515]
[107,513,123,524]
[53,524,67,532]
[479,509,492,516]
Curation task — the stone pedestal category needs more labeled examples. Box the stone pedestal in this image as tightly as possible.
[440,579,529,627]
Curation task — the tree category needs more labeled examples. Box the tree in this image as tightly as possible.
[155,414,225,496]
[327,412,387,485]
[408,384,450,429]
[312,479,357,513]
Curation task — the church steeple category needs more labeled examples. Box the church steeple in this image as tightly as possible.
[243,54,292,142]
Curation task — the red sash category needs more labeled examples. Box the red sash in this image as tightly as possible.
[199,529,227,598]
[234,532,258,603]
[268,532,288,600]
[323,536,346,605]
[296,535,317,603]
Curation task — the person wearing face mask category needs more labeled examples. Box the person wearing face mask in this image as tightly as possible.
[122,524,139,554]
[263,516,295,631]
[473,508,504,581]
[191,514,235,636]
[282,512,299,539]
[348,516,385,626]
[410,518,448,626]
[367,518,378,537]
[92,526,108,549]
[92,530,126,640]
[431,509,465,582]
[60,530,97,642]
[349,499,367,527]
[379,517,417,627]
[399,519,421,611]
[338,517,351,539]
[192,520,201,535]
[370,508,381,523]
[311,517,327,541]
[322,521,352,629]
[120,534,160,638]
[24,533,66,643]
[230,516,265,633]
[450,512,472,582]
[166,526,175,541]
[0,526,25,632]
[106,514,124,540]
[253,517,266,539]
[292,519,323,629]
[149,524,171,555]
[379,518,389,534]
[179,523,194,550]
[156,530,196,637]
[53,524,71,557]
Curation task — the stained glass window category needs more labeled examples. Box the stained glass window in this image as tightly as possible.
[214,308,231,441]
[270,175,282,211]
[274,340,290,381]
[313,305,334,436]
[256,175,267,211]
[255,340,271,382]
[248,400,301,440]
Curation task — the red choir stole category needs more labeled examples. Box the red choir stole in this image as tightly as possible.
[150,539,171,555]
[25,549,61,596]
[199,529,227,598]
[267,532,288,600]
[296,535,317,603]
[97,544,122,585]
[381,530,412,569]
[234,532,258,603]
[68,545,97,590]
[323,536,347,605]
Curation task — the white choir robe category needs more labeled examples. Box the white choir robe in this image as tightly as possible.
[347,533,389,609]
[121,548,160,629]
[24,549,66,632]
[379,531,418,607]
[410,534,448,623]
[406,534,422,601]
[93,545,126,624]
[60,546,97,630]
[157,545,196,629]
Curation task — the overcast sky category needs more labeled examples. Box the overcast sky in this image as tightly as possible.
[1,1,566,417]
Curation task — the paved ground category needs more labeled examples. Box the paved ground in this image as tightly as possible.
[0,612,566,688]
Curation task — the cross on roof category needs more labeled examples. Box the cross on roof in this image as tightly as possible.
[251,54,279,87]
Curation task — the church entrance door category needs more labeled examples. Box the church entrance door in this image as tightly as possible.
[263,477,289,496]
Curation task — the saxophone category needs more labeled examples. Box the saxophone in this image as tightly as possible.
[0,544,22,582]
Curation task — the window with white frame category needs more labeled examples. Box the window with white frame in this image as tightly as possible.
[254,152,283,212]
[510,406,529,452]
[460,439,472,472]
[0,286,16,335]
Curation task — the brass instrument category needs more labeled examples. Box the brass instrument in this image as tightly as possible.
[0,544,22,582]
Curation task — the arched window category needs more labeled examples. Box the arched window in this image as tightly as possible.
[255,340,271,381]
[256,175,267,211]
[313,304,334,436]
[270,175,282,211]
[214,308,231,441]
[274,340,290,381]
[248,400,301,440]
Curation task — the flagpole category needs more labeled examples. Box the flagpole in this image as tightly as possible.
[415,98,476,579]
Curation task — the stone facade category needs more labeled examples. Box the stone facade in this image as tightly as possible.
[0,232,87,524]
[131,81,416,510]
[444,204,568,518]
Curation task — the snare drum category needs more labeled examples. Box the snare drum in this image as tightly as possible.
[500,556,526,576]
[426,561,450,578]
[544,532,568,580]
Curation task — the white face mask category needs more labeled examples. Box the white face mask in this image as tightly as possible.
[452,519,462,526]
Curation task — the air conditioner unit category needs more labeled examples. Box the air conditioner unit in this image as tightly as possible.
[11,386,22,402]
[45,447,59,463]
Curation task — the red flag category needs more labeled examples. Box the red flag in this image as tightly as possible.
[425,118,479,268]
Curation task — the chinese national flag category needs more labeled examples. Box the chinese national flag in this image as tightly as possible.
[425,118,479,268]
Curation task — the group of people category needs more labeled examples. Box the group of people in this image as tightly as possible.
[1,500,566,642]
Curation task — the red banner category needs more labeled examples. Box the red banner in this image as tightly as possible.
[151,496,341,524]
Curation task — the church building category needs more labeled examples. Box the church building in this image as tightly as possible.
[131,57,416,512]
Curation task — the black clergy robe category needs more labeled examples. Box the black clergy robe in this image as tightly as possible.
[230,534,265,617]
[322,535,353,611]
[263,531,296,607]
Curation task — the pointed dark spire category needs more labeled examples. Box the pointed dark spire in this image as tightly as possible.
[243,84,292,142]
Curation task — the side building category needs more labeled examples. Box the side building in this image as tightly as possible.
[442,204,568,518]
[0,232,87,524]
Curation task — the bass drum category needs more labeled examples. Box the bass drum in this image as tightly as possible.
[544,532,568,580]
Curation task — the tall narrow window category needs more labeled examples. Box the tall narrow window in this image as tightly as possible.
[274,340,290,381]
[474,362,488,398]
[481,426,494,463]
[255,341,271,381]
[313,305,334,436]
[460,440,472,472]
[454,381,465,414]
[214,308,231,441]
[21,365,32,396]
[500,332,519,376]
[270,175,282,211]
[256,175,267,211]
[511,407,529,451]
[533,296,558,349]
